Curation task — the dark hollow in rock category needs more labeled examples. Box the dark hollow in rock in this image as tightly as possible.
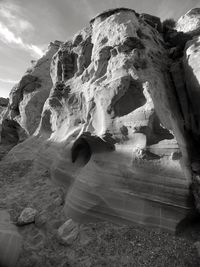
[73,34,83,47]
[61,51,78,81]
[1,119,23,144]
[111,78,146,117]
[118,37,145,53]
[71,133,115,165]
[136,29,151,40]
[20,74,41,94]
[71,137,92,166]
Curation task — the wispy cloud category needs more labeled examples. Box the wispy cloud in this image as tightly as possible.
[0,2,44,58]
[0,2,33,34]
[0,22,44,58]
[0,77,18,84]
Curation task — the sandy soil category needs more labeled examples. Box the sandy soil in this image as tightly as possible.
[0,143,200,267]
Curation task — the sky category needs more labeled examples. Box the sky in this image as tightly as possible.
[0,0,199,98]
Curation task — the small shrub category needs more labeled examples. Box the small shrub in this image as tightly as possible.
[162,18,176,33]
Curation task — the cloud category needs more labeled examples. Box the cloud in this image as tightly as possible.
[0,77,18,84]
[0,2,34,34]
[0,21,44,58]
[0,1,44,58]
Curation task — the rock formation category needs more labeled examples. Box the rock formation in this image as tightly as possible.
[0,41,61,144]
[0,97,9,143]
[2,7,200,232]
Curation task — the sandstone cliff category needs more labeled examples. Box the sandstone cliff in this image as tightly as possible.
[1,7,200,232]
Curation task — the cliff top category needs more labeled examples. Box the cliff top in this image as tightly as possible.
[90,7,138,24]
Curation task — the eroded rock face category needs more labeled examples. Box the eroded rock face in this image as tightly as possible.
[35,8,195,232]
[0,97,9,143]
[168,8,200,212]
[0,97,8,122]
[6,41,61,137]
[4,8,200,232]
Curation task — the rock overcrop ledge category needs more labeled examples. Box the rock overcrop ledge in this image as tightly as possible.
[1,8,200,232]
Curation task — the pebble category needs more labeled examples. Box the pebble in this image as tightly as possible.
[57,219,79,245]
[17,207,38,226]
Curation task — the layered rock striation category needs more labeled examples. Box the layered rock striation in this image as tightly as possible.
[2,7,200,231]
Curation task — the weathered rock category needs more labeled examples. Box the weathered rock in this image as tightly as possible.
[182,36,200,138]
[4,8,200,232]
[57,219,79,245]
[140,13,162,33]
[35,8,194,232]
[90,8,139,24]
[0,97,9,143]
[17,207,38,226]
[4,41,61,137]
[176,8,200,35]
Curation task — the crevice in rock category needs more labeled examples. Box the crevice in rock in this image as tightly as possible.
[117,37,145,53]
[140,13,162,33]
[75,36,94,76]
[91,46,112,82]
[61,51,78,81]
[40,109,52,134]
